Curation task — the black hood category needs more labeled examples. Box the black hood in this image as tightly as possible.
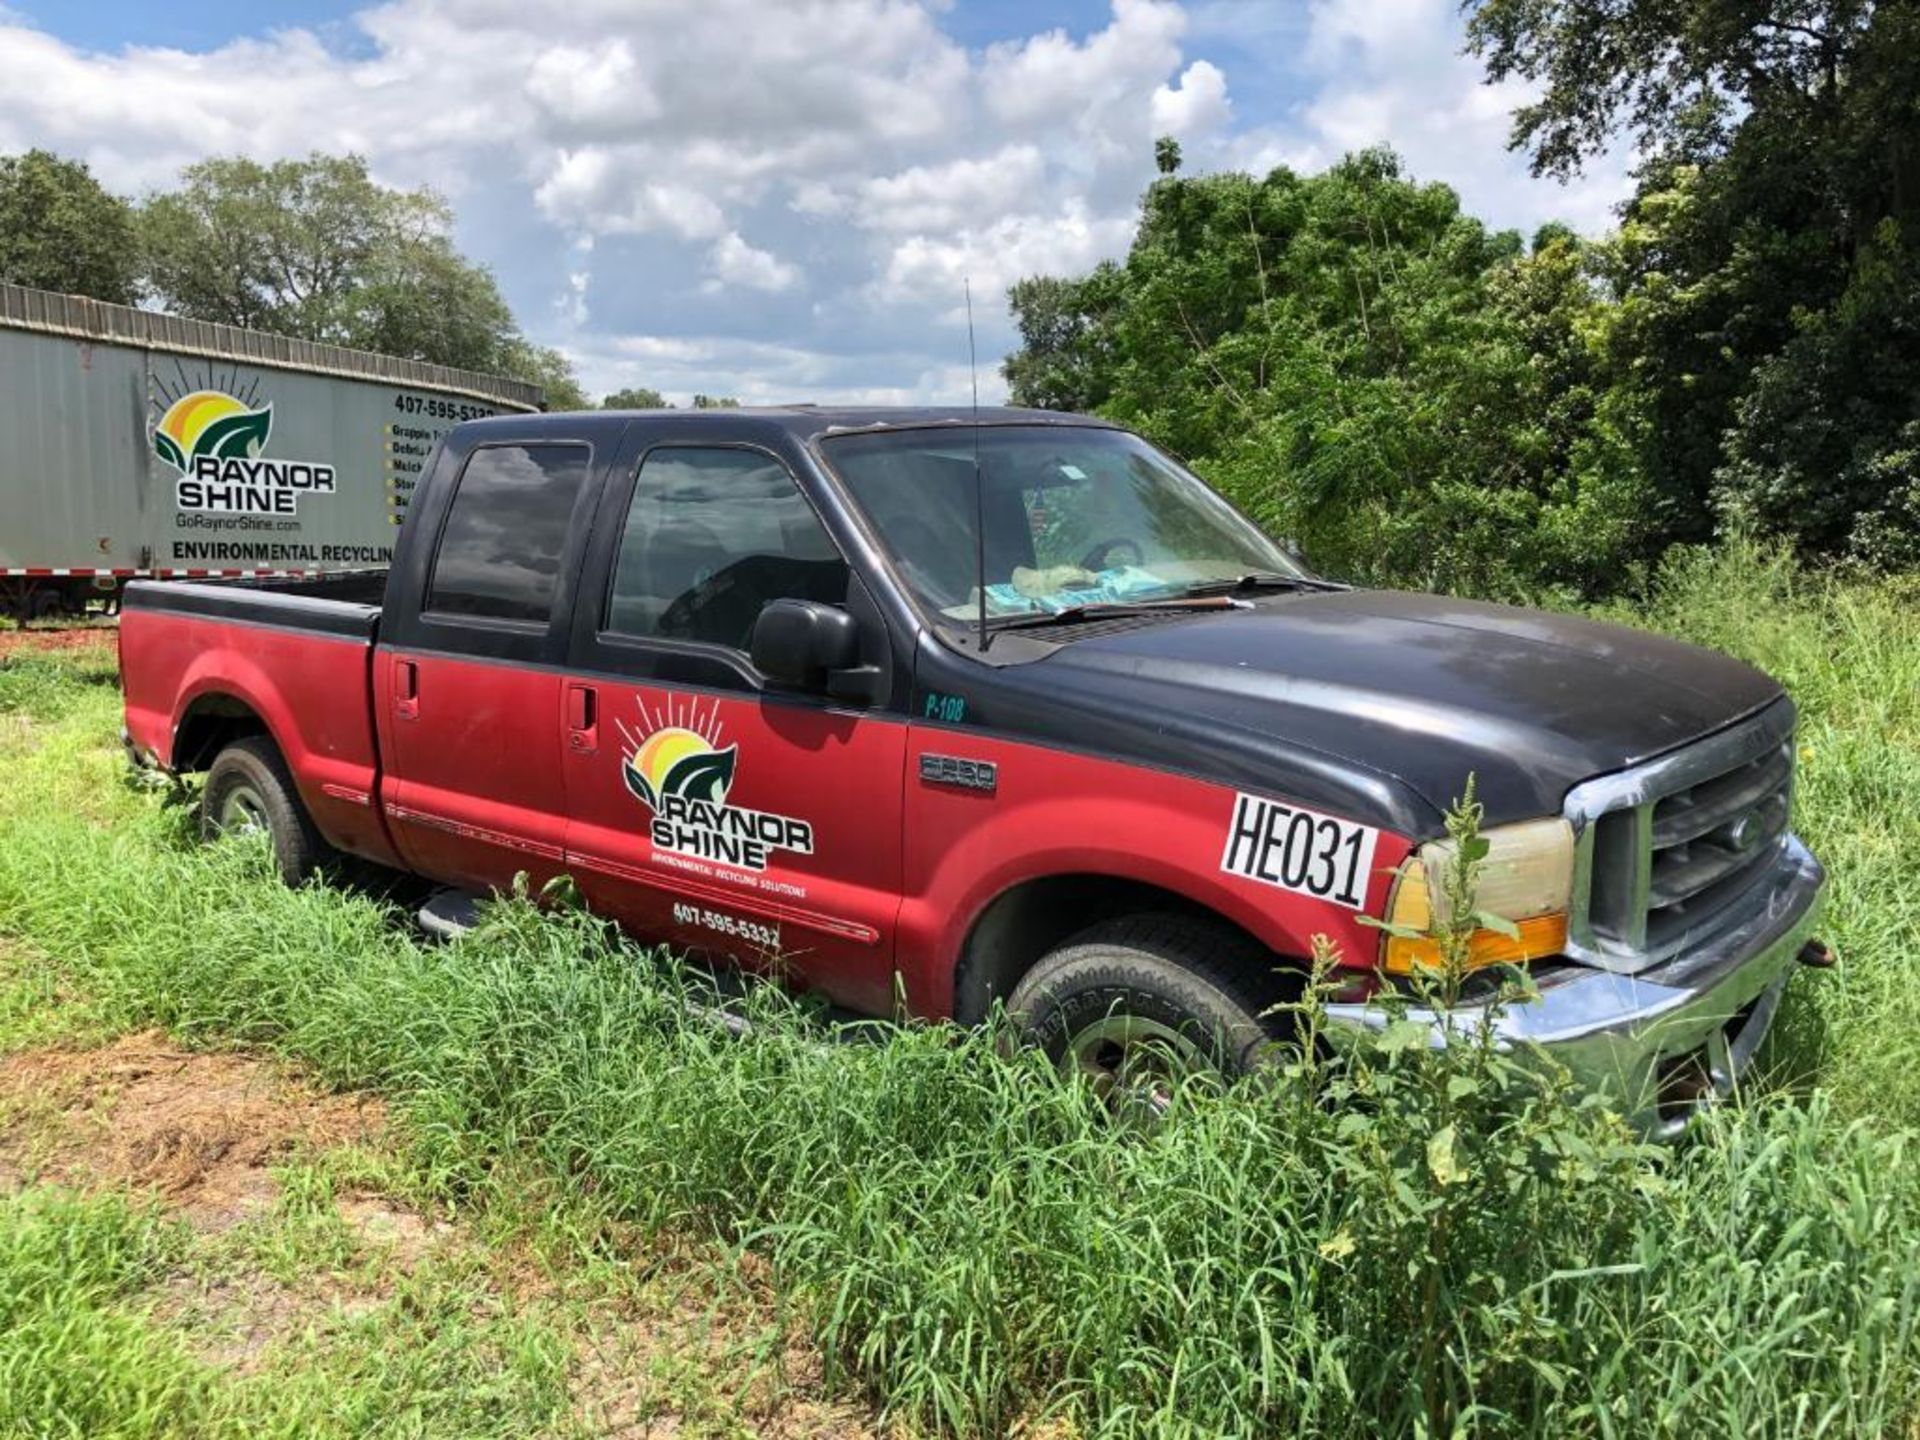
[1003,589,1784,835]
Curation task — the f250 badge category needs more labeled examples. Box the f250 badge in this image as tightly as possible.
[1220,793,1377,910]
[620,698,813,872]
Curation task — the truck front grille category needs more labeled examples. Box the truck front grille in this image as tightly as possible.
[1565,702,1798,972]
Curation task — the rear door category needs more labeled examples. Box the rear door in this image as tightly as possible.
[559,440,907,1015]
[375,434,601,895]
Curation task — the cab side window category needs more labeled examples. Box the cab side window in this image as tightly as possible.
[604,447,849,650]
[425,443,589,625]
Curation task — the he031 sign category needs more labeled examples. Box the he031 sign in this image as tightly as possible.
[1220,793,1378,909]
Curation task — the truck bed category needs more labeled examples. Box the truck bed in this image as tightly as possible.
[120,571,401,867]
[122,570,389,635]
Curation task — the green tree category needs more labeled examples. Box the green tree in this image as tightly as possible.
[602,386,669,409]
[142,153,508,362]
[691,394,740,409]
[1006,149,1639,595]
[1003,271,1120,413]
[1467,0,1885,183]
[0,149,139,304]
[1467,0,1920,562]
[498,337,588,411]
[141,152,585,405]
[1717,221,1920,560]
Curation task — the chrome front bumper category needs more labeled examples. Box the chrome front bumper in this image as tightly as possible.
[1326,836,1825,1139]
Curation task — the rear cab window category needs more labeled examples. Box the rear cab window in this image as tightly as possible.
[425,442,592,627]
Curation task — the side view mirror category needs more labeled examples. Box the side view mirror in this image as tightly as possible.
[750,599,860,690]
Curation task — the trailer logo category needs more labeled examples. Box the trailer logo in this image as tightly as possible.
[152,388,337,517]
[619,697,813,872]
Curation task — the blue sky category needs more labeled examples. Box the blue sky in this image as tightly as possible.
[0,0,1628,404]
[10,2,356,50]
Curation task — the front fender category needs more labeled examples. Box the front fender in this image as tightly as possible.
[897,727,1413,1014]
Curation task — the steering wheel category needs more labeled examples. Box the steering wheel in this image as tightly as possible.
[1079,536,1145,571]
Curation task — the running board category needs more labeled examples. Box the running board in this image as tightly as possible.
[417,887,482,940]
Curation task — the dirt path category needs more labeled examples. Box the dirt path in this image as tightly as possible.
[0,623,118,657]
[0,1032,382,1225]
[0,1033,876,1438]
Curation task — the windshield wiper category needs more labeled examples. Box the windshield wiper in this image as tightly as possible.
[986,595,1247,633]
[1179,572,1344,597]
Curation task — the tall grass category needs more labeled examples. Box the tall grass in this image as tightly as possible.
[0,1188,209,1439]
[2,547,1919,1435]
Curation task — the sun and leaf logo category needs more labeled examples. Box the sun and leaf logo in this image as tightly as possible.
[619,698,737,812]
[619,695,814,870]
[152,390,274,475]
[624,726,739,811]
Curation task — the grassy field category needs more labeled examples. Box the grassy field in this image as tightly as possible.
[0,544,1918,1437]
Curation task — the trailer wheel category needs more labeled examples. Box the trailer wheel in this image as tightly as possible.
[201,736,333,885]
[27,586,64,622]
[1007,913,1294,1122]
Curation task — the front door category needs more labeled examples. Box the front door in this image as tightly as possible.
[560,443,906,1014]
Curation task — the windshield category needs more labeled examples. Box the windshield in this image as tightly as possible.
[819,426,1302,623]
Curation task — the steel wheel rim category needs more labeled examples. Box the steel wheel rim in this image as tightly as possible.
[216,782,270,837]
[1064,1013,1209,1122]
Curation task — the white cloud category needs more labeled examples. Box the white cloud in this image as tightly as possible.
[573,331,1009,407]
[526,41,660,137]
[1152,59,1230,138]
[875,204,1137,317]
[983,0,1185,133]
[1199,0,1631,235]
[560,280,584,328]
[535,153,729,239]
[797,147,1050,234]
[704,231,799,293]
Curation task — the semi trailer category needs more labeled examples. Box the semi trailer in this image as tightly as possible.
[0,281,543,620]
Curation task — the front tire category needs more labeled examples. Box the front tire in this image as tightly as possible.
[1007,913,1294,1120]
[200,736,333,885]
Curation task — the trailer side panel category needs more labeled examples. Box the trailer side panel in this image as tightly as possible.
[0,326,151,578]
[0,282,541,588]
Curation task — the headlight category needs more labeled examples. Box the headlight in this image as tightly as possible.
[1379,817,1574,976]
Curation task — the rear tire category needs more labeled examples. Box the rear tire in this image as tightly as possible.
[200,736,333,885]
[1007,913,1295,1120]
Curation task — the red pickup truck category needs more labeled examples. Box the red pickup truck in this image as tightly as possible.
[120,406,1827,1133]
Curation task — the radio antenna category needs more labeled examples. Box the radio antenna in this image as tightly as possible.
[965,278,990,654]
